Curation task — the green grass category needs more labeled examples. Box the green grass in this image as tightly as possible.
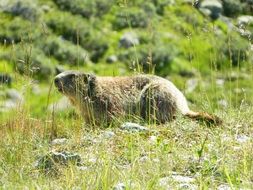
[0,69,253,189]
[0,0,253,189]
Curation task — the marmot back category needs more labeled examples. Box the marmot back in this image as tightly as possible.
[54,71,221,125]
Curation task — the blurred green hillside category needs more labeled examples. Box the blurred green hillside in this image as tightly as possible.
[0,0,253,117]
[0,0,252,80]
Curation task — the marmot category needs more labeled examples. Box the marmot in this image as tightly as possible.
[54,71,221,125]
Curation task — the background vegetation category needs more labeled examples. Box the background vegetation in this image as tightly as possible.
[0,0,253,189]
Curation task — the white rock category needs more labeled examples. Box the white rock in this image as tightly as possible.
[121,122,149,132]
[149,135,157,144]
[51,138,68,145]
[216,79,225,86]
[77,166,89,171]
[218,99,228,108]
[100,131,115,139]
[139,156,149,162]
[119,32,139,48]
[171,174,195,183]
[237,15,253,26]
[217,184,231,190]
[159,177,171,187]
[6,89,23,102]
[113,182,126,190]
[236,135,250,143]
[186,79,198,93]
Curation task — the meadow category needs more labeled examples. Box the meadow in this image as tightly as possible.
[0,0,253,189]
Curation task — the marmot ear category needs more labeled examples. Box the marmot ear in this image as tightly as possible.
[84,73,96,84]
[87,73,96,82]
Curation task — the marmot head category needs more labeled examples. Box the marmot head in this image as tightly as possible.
[54,70,96,98]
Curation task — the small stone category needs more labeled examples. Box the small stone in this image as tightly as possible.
[236,135,250,143]
[106,55,118,64]
[119,32,139,48]
[217,184,231,190]
[171,174,195,183]
[81,136,98,145]
[2,100,17,109]
[186,79,198,93]
[152,158,160,163]
[199,0,222,20]
[77,166,89,171]
[216,79,225,86]
[237,15,253,27]
[120,122,149,133]
[139,156,149,162]
[51,138,68,145]
[35,151,82,170]
[113,182,126,190]
[100,131,115,139]
[159,177,171,187]
[6,89,23,102]
[149,135,157,144]
[218,99,228,108]
[31,84,41,95]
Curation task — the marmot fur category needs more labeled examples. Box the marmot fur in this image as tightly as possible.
[54,71,221,125]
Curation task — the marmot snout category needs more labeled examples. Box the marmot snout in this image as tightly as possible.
[54,71,222,125]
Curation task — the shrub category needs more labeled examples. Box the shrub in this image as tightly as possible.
[53,0,113,18]
[215,32,249,67]
[224,34,249,66]
[0,16,42,45]
[45,11,108,63]
[113,8,148,30]
[1,0,41,21]
[44,11,90,45]
[0,46,53,80]
[151,0,174,15]
[222,0,243,17]
[83,35,109,63]
[40,36,89,66]
[118,43,177,75]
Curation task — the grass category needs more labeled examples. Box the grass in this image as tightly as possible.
[0,68,253,189]
[0,1,253,189]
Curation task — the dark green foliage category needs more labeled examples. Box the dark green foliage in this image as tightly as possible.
[0,16,42,45]
[84,35,109,63]
[222,0,243,17]
[1,0,40,21]
[0,0,252,81]
[45,11,91,45]
[113,8,149,30]
[215,33,249,67]
[45,11,108,62]
[0,46,53,80]
[151,0,174,15]
[53,0,114,18]
[241,0,253,15]
[118,43,177,75]
[224,34,249,66]
[40,36,89,66]
[141,2,157,17]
